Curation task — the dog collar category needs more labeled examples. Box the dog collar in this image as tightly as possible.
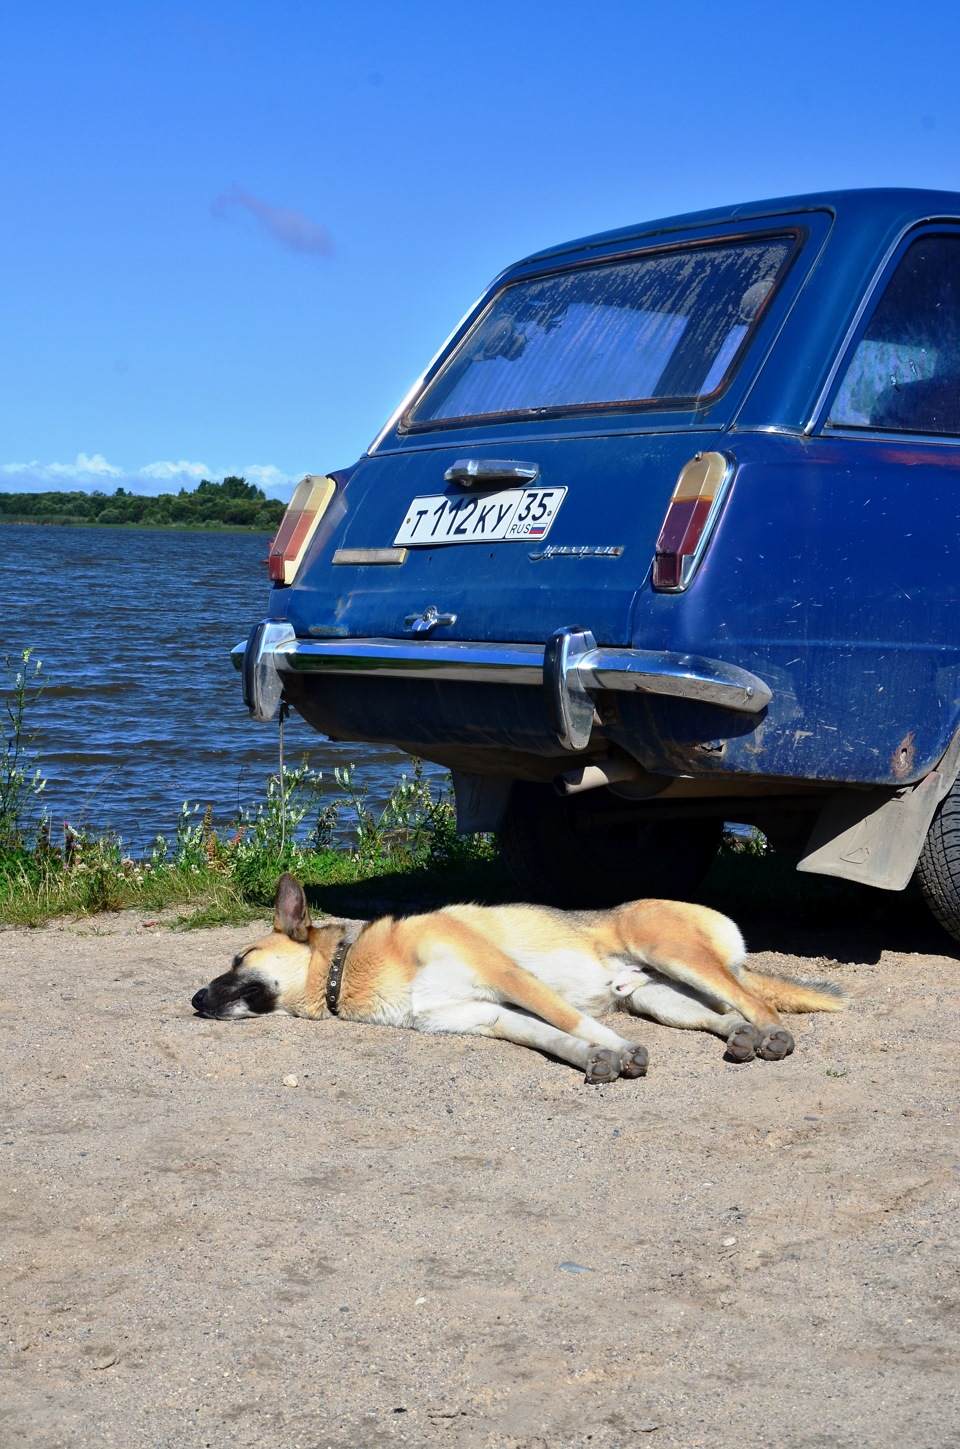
[325,930,352,1017]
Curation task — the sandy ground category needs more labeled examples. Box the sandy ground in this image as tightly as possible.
[1,898,959,1449]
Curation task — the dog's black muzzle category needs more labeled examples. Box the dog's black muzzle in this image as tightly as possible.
[191,988,209,1014]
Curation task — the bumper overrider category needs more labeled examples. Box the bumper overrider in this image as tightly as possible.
[234,621,771,752]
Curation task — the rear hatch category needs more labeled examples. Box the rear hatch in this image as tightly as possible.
[286,217,823,649]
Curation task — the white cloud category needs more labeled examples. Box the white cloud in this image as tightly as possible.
[1,452,125,485]
[242,463,301,494]
[53,452,124,478]
[0,454,300,499]
[138,459,212,481]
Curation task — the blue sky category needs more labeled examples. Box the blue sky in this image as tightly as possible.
[2,0,959,498]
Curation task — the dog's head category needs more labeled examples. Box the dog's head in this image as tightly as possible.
[191,874,342,1020]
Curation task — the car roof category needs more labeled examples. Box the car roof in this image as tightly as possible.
[519,188,960,266]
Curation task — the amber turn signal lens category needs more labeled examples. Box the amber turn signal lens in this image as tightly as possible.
[267,475,337,585]
[651,451,733,592]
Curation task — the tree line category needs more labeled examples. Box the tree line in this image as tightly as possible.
[0,476,286,531]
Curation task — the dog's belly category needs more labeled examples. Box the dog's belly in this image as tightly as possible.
[511,947,615,1018]
[410,954,484,1019]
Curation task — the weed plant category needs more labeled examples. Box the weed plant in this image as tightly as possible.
[1,650,46,848]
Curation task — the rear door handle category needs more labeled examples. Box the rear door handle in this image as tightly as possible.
[444,458,540,488]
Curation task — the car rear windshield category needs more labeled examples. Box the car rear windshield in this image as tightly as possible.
[406,233,798,427]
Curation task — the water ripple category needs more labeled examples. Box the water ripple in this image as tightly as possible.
[1,524,433,847]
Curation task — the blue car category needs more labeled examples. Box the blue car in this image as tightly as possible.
[239,188,960,935]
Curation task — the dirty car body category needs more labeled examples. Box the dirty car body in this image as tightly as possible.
[238,189,960,925]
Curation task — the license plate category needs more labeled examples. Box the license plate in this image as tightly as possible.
[394,487,567,547]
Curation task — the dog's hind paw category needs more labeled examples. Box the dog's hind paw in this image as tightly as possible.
[585,1048,620,1084]
[618,1043,649,1078]
[724,1022,761,1063]
[757,1027,794,1061]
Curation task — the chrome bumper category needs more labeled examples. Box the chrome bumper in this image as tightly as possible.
[233,623,772,748]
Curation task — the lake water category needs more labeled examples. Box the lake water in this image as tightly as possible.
[0,524,432,850]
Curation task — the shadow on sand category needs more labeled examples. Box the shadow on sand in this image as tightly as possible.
[303,845,959,968]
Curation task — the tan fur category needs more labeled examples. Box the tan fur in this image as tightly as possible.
[191,875,847,1077]
[738,967,846,1015]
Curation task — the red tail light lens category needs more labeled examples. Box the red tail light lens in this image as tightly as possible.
[652,451,734,592]
[268,475,337,584]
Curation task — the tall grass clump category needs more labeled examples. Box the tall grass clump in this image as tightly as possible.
[185,755,498,916]
[1,649,46,849]
[0,651,138,919]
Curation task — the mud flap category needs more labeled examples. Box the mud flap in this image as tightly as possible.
[451,771,512,834]
[798,729,960,891]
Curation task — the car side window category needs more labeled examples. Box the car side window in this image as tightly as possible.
[827,232,960,435]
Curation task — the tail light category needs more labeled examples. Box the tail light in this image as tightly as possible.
[651,450,734,592]
[267,474,337,584]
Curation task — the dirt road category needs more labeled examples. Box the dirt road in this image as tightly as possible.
[2,900,959,1448]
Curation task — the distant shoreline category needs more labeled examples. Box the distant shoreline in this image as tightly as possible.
[0,517,275,534]
[0,475,285,533]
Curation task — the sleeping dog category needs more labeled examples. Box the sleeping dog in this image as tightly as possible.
[191,874,846,1081]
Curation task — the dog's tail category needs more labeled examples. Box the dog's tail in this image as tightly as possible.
[739,967,848,1014]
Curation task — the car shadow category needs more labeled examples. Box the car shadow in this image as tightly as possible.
[698,848,959,964]
[303,859,517,922]
[302,847,959,967]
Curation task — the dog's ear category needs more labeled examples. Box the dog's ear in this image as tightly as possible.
[274,873,312,942]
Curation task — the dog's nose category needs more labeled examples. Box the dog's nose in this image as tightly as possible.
[192,988,208,1013]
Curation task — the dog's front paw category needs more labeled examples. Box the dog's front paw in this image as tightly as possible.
[618,1043,649,1078]
[585,1048,620,1084]
[757,1027,794,1061]
[725,1022,761,1063]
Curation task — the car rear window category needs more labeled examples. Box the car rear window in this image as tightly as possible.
[827,232,960,436]
[406,234,798,427]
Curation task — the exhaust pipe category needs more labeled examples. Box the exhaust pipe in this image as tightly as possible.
[555,757,654,797]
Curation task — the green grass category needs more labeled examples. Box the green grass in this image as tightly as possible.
[0,777,503,929]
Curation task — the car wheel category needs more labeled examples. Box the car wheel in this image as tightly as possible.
[916,783,960,942]
[496,781,722,907]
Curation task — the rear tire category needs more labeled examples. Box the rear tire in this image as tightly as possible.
[916,782,960,942]
[497,781,722,907]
